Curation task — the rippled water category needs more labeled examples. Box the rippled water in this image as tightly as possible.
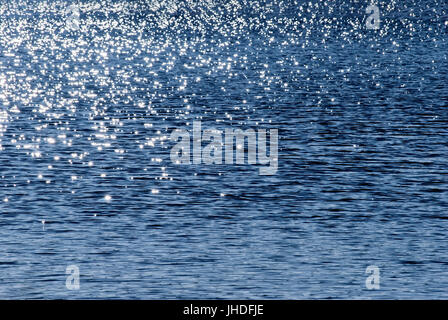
[0,0,447,299]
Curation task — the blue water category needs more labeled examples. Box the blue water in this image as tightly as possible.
[0,0,447,299]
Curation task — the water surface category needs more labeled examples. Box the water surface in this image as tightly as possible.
[0,0,447,299]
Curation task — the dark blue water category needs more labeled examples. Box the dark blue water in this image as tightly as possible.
[0,0,447,299]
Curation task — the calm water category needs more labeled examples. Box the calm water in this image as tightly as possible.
[0,0,447,299]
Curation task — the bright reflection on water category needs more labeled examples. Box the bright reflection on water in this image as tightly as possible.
[0,0,447,298]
